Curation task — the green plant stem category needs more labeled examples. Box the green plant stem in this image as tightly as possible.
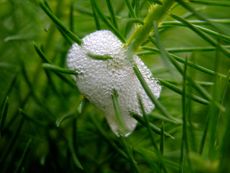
[133,64,175,121]
[106,0,118,28]
[0,96,8,135]
[14,139,32,173]
[42,63,78,75]
[119,137,140,173]
[39,0,82,44]
[190,0,230,7]
[126,0,175,52]
[111,89,127,136]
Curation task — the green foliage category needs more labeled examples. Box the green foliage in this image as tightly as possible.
[0,0,229,172]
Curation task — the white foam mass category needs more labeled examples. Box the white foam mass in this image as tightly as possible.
[67,30,161,136]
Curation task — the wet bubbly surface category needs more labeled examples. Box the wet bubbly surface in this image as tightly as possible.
[67,30,161,136]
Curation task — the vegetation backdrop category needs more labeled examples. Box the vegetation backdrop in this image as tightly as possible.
[0,0,230,173]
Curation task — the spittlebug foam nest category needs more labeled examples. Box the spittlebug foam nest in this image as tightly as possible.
[67,30,161,136]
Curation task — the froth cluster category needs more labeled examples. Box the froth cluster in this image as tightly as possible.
[67,30,161,136]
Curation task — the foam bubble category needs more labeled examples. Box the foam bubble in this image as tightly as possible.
[67,30,161,136]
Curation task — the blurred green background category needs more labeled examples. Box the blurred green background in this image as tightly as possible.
[0,0,230,172]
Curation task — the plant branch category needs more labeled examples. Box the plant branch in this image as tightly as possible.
[126,0,175,52]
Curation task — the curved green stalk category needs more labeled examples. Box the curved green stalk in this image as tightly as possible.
[126,0,175,52]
